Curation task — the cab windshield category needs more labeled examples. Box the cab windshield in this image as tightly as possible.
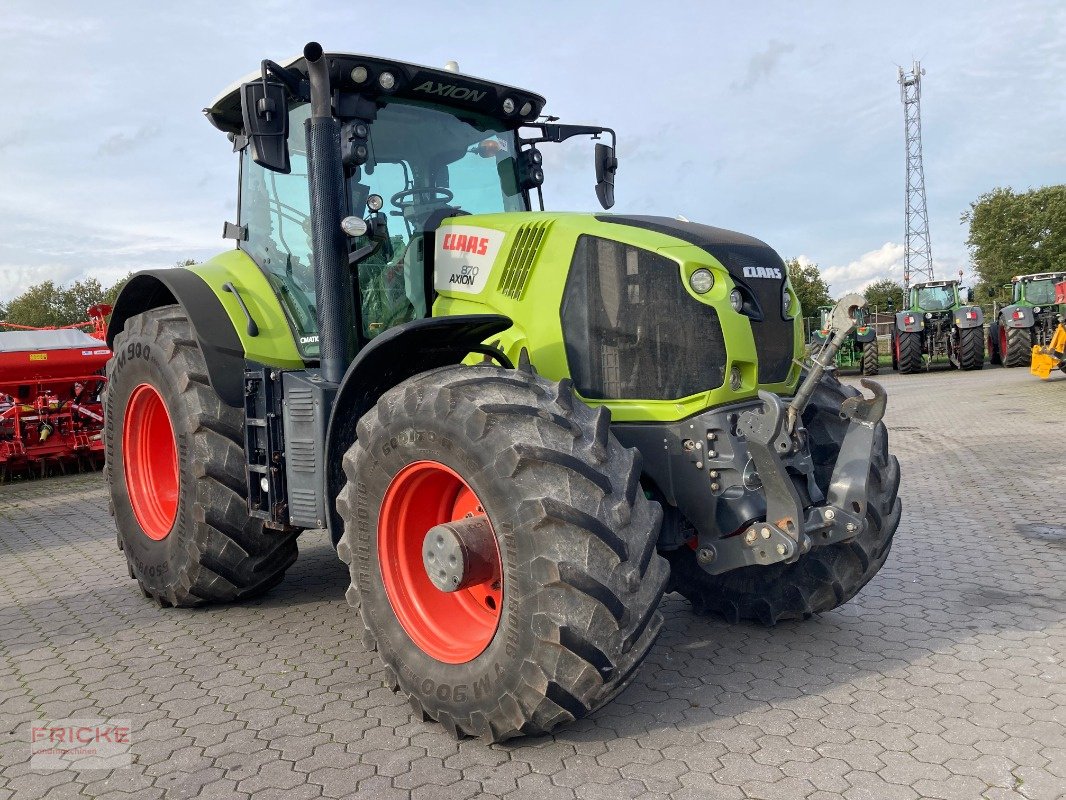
[914,284,956,311]
[1022,278,1062,305]
[239,100,525,356]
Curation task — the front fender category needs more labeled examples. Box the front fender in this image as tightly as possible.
[953,306,984,329]
[895,311,924,333]
[108,270,247,407]
[323,314,512,544]
[1000,305,1033,329]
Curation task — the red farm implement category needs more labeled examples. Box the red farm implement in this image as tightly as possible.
[0,304,112,480]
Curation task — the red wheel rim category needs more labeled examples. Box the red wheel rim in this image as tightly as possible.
[122,383,179,541]
[1000,326,1008,358]
[378,461,502,664]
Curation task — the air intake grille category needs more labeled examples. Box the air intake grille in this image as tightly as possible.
[561,236,727,400]
[497,222,551,299]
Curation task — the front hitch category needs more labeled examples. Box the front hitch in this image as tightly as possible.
[695,372,889,575]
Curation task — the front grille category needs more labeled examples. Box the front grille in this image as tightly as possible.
[561,235,727,400]
[594,216,796,386]
[712,247,794,383]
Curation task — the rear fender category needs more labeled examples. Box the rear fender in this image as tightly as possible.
[895,311,924,333]
[323,314,513,544]
[107,270,246,407]
[999,305,1033,329]
[952,306,984,329]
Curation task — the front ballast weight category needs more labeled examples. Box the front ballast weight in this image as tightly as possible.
[695,293,888,575]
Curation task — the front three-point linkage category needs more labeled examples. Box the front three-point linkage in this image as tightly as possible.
[733,294,888,567]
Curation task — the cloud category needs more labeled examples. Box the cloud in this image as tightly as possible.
[96,123,163,157]
[820,242,905,295]
[731,40,796,91]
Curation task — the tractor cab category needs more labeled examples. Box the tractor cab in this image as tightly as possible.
[205,49,616,361]
[909,280,961,314]
[1009,272,1066,307]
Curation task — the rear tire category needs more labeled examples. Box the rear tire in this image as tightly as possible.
[664,372,901,625]
[336,364,668,742]
[957,326,985,370]
[105,306,299,606]
[861,340,879,376]
[897,330,923,373]
[987,323,1002,365]
[1003,326,1032,368]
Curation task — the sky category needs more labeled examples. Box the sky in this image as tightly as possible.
[1,1,1064,303]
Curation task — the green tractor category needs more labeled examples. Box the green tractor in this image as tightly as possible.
[104,44,902,741]
[891,279,984,373]
[987,271,1066,368]
[809,304,879,376]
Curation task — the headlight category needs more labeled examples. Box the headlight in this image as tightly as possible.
[689,269,714,294]
[1034,306,1042,314]
[378,71,396,90]
[782,287,792,314]
[925,312,932,319]
[730,289,744,312]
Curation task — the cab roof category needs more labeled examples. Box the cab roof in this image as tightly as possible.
[912,280,958,289]
[1011,271,1066,282]
[204,51,546,135]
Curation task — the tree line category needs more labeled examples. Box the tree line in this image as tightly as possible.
[0,261,196,329]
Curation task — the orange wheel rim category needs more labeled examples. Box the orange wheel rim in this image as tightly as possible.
[122,383,179,541]
[377,460,502,663]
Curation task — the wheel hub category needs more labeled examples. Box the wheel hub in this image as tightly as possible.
[423,516,497,593]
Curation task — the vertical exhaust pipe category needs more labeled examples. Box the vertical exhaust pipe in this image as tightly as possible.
[303,42,354,383]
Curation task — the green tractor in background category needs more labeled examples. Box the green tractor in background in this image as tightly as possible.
[892,279,984,373]
[809,304,879,376]
[104,43,901,741]
[987,272,1066,368]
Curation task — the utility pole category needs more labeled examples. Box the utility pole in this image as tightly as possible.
[898,61,934,298]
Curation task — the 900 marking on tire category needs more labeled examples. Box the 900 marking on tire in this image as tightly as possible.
[336,364,669,742]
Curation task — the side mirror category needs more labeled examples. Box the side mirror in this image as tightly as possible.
[240,81,290,173]
[594,142,617,210]
[886,301,895,312]
[987,286,997,298]
[965,287,975,303]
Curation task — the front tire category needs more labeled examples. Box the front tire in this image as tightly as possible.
[1003,326,1032,368]
[988,323,1002,365]
[861,340,880,376]
[336,365,668,741]
[957,326,985,370]
[664,372,902,625]
[897,330,923,373]
[105,306,299,606]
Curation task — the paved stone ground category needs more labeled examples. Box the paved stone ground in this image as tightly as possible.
[1,366,1064,800]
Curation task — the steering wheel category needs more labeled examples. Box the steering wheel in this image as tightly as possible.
[390,186,454,212]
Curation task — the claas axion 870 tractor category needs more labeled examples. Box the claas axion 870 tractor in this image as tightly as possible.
[105,43,901,741]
